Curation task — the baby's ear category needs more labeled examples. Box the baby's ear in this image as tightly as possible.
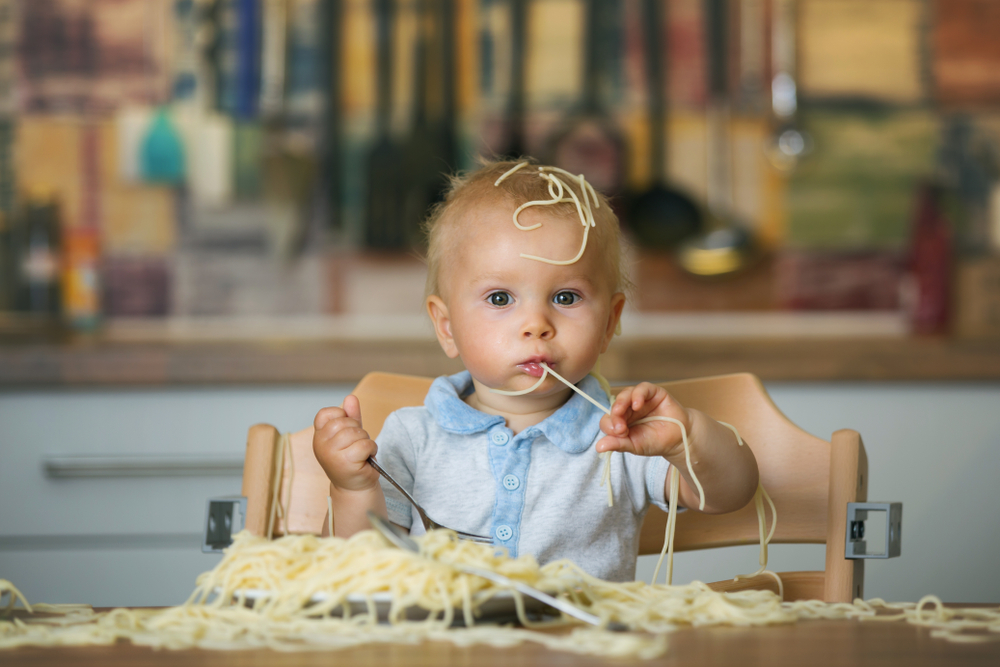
[426,295,460,358]
[601,293,627,351]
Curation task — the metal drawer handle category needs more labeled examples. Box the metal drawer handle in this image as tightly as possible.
[43,455,244,478]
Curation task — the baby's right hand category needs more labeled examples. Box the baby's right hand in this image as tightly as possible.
[312,395,380,493]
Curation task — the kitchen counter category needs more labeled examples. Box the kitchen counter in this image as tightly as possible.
[2,313,999,385]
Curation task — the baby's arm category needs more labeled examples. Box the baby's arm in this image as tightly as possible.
[313,395,387,537]
[596,383,759,514]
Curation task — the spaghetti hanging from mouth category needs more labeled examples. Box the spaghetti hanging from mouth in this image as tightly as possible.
[490,366,550,396]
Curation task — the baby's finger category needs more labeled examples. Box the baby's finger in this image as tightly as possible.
[342,437,377,465]
[314,406,346,431]
[611,387,634,416]
[342,395,363,427]
[328,422,370,449]
[626,383,668,422]
[595,433,629,454]
[322,415,362,439]
[629,382,659,411]
[596,432,648,455]
[599,413,628,438]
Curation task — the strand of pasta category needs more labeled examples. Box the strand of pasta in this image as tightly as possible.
[490,366,550,396]
[707,422,779,589]
[494,163,597,266]
[537,361,708,512]
[0,581,31,615]
[732,483,779,584]
[494,161,529,185]
[265,433,296,540]
[266,433,287,539]
[650,467,680,586]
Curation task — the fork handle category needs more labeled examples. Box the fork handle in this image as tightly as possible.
[367,456,493,543]
[456,564,627,631]
[367,457,420,510]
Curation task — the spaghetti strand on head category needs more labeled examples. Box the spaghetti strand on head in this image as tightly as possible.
[495,165,598,266]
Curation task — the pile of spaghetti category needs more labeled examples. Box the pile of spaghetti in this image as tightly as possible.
[3,529,999,657]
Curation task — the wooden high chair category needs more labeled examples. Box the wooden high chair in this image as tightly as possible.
[240,372,868,603]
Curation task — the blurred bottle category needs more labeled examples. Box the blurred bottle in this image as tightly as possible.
[141,108,187,184]
[65,123,102,332]
[62,227,101,331]
[13,189,62,317]
[908,183,952,335]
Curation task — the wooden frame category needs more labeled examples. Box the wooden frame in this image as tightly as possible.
[242,372,867,602]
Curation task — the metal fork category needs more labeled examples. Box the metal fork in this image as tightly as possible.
[367,456,493,544]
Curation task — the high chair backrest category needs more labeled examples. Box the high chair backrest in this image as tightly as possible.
[242,372,867,603]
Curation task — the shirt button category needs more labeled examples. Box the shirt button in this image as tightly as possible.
[502,474,520,491]
[490,431,510,446]
[495,525,513,541]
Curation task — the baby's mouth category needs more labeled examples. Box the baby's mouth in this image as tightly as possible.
[517,361,553,378]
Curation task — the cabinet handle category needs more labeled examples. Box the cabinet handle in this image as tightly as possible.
[43,455,244,478]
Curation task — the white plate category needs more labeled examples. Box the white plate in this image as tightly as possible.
[222,588,554,626]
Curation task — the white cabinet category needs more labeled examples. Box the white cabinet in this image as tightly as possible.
[0,385,351,607]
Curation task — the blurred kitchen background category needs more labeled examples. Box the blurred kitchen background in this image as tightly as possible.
[1,0,1000,607]
[1,0,998,329]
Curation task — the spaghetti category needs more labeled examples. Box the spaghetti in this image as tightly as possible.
[4,533,999,655]
[495,163,600,266]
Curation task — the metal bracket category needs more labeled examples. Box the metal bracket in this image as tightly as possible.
[202,496,247,553]
[846,502,902,559]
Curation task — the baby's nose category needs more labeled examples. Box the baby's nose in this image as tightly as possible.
[521,313,554,339]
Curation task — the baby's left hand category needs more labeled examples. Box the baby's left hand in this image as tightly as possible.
[596,382,693,459]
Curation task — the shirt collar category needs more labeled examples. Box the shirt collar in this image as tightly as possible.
[426,371,610,454]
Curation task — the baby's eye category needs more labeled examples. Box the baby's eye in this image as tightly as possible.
[553,291,579,306]
[488,291,512,307]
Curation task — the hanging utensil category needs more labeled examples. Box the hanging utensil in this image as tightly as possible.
[259,0,287,119]
[737,0,766,111]
[677,0,755,276]
[498,0,529,159]
[320,0,344,231]
[364,0,407,248]
[437,0,459,172]
[765,0,809,171]
[545,0,626,197]
[626,0,701,248]
[399,0,452,249]
[703,0,734,223]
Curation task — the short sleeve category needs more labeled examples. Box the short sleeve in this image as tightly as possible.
[374,411,416,528]
[620,452,673,514]
[644,456,672,513]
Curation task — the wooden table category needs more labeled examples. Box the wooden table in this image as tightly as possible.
[3,617,999,666]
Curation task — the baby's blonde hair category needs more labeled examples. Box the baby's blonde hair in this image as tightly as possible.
[423,159,630,298]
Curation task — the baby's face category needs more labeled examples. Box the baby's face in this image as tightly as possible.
[428,203,625,399]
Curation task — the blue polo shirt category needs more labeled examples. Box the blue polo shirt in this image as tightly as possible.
[374,371,672,581]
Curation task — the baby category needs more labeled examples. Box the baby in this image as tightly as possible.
[313,160,759,581]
